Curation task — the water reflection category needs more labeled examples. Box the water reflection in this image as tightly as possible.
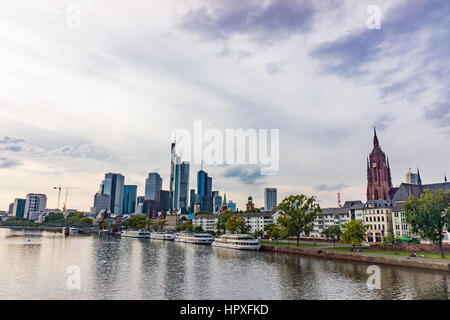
[0,228,449,300]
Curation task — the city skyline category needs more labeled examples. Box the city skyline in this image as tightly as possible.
[1,0,449,211]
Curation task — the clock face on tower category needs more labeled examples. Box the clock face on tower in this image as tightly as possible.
[372,163,377,168]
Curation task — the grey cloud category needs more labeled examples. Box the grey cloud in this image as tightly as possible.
[374,114,395,132]
[315,183,347,191]
[0,136,25,145]
[425,100,450,130]
[0,158,22,169]
[223,165,265,185]
[266,61,284,75]
[180,0,317,42]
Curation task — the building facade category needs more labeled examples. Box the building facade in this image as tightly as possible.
[264,188,277,211]
[145,173,162,201]
[103,173,125,214]
[364,200,394,243]
[367,128,393,201]
[24,194,47,220]
[12,198,26,219]
[123,185,137,215]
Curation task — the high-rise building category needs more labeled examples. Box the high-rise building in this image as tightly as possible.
[367,128,393,200]
[212,191,222,213]
[12,198,26,218]
[197,169,213,212]
[135,196,145,214]
[406,168,422,185]
[103,173,125,214]
[91,193,111,216]
[145,173,162,201]
[189,189,196,213]
[8,202,14,216]
[24,194,47,220]
[179,162,190,214]
[123,185,137,215]
[169,142,177,212]
[264,188,278,211]
[227,201,237,212]
[156,190,170,215]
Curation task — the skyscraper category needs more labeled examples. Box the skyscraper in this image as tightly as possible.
[179,162,190,214]
[12,198,26,218]
[189,189,196,213]
[103,173,125,214]
[197,169,213,212]
[367,128,393,200]
[123,185,137,215]
[264,188,278,211]
[406,168,422,185]
[145,173,162,201]
[212,191,222,213]
[91,193,111,216]
[24,194,47,220]
[169,141,189,213]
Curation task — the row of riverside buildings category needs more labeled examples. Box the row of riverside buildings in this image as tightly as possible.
[194,128,448,243]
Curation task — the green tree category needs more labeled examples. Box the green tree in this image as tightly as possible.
[341,220,368,249]
[124,216,152,230]
[253,230,264,238]
[278,194,321,246]
[44,212,65,223]
[153,220,167,232]
[216,213,231,234]
[382,232,398,247]
[226,216,250,234]
[193,225,204,233]
[179,221,193,233]
[405,189,450,258]
[323,225,342,247]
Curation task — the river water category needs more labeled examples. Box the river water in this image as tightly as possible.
[0,228,449,300]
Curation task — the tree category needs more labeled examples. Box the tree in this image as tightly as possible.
[253,230,264,238]
[216,213,231,234]
[193,225,204,233]
[44,212,65,223]
[382,232,398,247]
[323,225,342,247]
[341,220,368,249]
[178,221,193,233]
[278,194,321,246]
[226,216,251,234]
[124,216,152,230]
[153,220,167,232]
[404,189,450,258]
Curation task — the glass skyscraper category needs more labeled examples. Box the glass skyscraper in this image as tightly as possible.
[197,169,213,212]
[169,141,189,213]
[264,188,278,211]
[145,173,162,201]
[103,173,125,214]
[123,185,137,215]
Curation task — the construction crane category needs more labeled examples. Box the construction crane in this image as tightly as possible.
[53,186,80,213]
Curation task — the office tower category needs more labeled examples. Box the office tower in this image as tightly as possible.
[189,189,195,213]
[135,196,145,215]
[91,193,111,216]
[227,201,237,212]
[197,169,213,212]
[103,173,125,214]
[24,194,47,220]
[12,198,26,218]
[169,142,176,212]
[123,185,137,215]
[212,191,222,213]
[145,173,162,201]
[144,200,158,218]
[156,190,170,215]
[179,162,190,214]
[406,168,422,185]
[8,203,14,216]
[264,188,278,211]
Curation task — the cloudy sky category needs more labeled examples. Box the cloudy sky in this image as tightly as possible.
[0,0,448,211]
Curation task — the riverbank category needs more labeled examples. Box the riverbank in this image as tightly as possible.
[261,244,450,272]
[0,225,97,234]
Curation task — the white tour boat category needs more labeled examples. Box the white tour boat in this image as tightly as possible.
[212,234,261,251]
[62,226,79,236]
[150,232,177,241]
[121,230,151,239]
[175,233,214,245]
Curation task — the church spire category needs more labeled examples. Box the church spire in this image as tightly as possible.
[417,167,422,185]
[373,126,379,148]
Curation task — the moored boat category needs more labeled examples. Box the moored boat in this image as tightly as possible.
[175,233,214,245]
[150,232,176,241]
[121,230,151,239]
[212,234,261,250]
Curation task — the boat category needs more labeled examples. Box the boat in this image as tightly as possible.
[175,233,214,245]
[62,226,79,236]
[212,234,261,251]
[121,230,151,239]
[150,232,177,241]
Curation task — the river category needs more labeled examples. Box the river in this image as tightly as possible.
[1,228,449,300]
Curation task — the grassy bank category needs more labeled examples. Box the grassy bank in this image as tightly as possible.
[325,246,450,261]
[261,240,326,247]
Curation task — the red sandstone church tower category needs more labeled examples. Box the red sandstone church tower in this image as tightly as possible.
[367,127,393,200]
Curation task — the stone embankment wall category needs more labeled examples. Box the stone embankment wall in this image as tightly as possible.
[261,244,450,272]
[370,243,450,254]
